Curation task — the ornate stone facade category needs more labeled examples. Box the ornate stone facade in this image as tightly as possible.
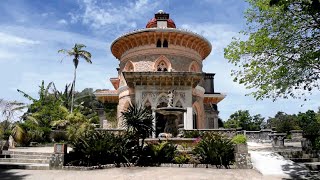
[95,11,226,137]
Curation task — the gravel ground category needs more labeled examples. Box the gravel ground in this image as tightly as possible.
[0,167,284,180]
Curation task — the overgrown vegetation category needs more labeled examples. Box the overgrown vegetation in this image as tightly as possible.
[193,133,235,169]
[67,130,131,166]
[0,80,116,146]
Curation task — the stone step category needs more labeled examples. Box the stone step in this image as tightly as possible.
[290,158,319,163]
[0,162,49,170]
[0,154,51,160]
[2,151,52,156]
[0,158,49,164]
[304,162,320,171]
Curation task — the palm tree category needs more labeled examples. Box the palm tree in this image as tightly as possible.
[58,44,92,112]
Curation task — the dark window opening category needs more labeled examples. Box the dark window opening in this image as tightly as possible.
[156,39,161,47]
[193,113,197,129]
[157,61,168,72]
[163,39,168,48]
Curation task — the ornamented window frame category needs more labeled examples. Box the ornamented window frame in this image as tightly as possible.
[154,55,172,72]
[124,61,134,72]
[189,61,200,72]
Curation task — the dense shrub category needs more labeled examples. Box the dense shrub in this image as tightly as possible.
[314,137,320,150]
[137,141,177,166]
[193,133,234,168]
[174,153,190,164]
[66,130,132,166]
[231,134,247,144]
[183,130,202,138]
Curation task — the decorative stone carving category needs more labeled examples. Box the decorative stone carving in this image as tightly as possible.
[167,90,175,107]
[140,91,186,108]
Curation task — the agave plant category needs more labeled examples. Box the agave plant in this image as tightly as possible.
[193,132,235,168]
[121,103,154,152]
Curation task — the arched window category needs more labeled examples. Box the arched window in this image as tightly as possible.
[156,39,162,47]
[154,55,171,72]
[157,60,168,72]
[124,61,134,72]
[163,39,168,48]
[190,65,197,72]
[144,100,152,113]
[189,61,199,72]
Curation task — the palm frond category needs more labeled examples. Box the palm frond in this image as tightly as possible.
[75,44,86,49]
[44,81,54,97]
[17,89,36,102]
[79,51,92,63]
[58,49,68,54]
[26,116,39,125]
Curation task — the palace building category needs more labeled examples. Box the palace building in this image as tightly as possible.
[94,10,225,137]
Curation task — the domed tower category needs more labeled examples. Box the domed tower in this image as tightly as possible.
[95,10,225,136]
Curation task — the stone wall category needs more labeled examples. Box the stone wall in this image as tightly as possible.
[120,54,200,72]
[183,129,238,138]
[243,129,273,142]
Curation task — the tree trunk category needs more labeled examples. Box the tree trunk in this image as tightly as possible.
[71,67,77,113]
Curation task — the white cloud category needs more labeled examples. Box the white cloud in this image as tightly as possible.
[181,23,241,53]
[0,25,118,105]
[57,19,68,25]
[0,32,40,46]
[71,0,160,33]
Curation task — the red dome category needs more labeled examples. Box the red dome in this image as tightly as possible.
[146,18,157,28]
[146,18,176,28]
[167,19,176,28]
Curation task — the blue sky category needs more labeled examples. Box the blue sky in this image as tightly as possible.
[0,0,319,120]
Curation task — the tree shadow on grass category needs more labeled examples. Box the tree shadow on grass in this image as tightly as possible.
[281,163,320,180]
[0,169,28,180]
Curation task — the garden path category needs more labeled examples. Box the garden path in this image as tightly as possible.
[248,142,319,179]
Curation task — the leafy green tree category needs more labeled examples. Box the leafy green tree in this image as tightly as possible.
[224,110,265,131]
[297,110,320,138]
[18,81,68,128]
[58,44,92,112]
[15,81,69,144]
[0,99,24,140]
[53,83,73,110]
[224,0,320,100]
[267,112,300,134]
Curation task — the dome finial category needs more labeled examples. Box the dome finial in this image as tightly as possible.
[157,10,165,14]
[146,11,176,28]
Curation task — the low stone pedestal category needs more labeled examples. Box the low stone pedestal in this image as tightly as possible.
[49,143,67,169]
[234,144,252,169]
[301,138,313,151]
[269,133,286,148]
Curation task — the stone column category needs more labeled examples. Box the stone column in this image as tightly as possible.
[183,111,187,129]
[213,112,218,129]
[49,143,67,169]
[152,109,156,138]
[234,144,252,169]
[186,107,193,130]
